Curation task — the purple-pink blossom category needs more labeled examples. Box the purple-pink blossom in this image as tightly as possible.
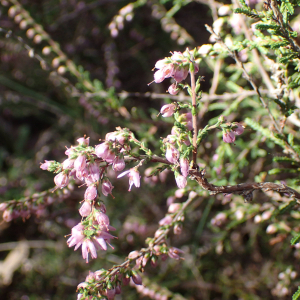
[165,144,179,164]
[160,104,176,117]
[175,174,187,189]
[54,172,69,188]
[223,131,236,143]
[117,168,141,191]
[40,160,54,170]
[79,201,92,217]
[102,179,114,196]
[180,157,189,177]
[84,185,98,200]
[74,155,87,172]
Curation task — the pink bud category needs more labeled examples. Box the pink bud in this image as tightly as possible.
[95,211,110,226]
[168,83,179,95]
[159,215,172,226]
[102,179,114,196]
[74,155,87,172]
[168,247,184,260]
[79,201,92,217]
[173,66,189,82]
[77,137,90,146]
[95,142,110,159]
[40,160,54,170]
[113,156,125,172]
[180,157,189,177]
[131,273,142,285]
[106,288,115,300]
[175,175,187,189]
[174,223,182,235]
[62,158,75,169]
[54,172,69,188]
[168,203,181,213]
[0,203,8,211]
[3,209,13,222]
[165,144,179,164]
[84,185,98,200]
[88,162,100,182]
[160,104,176,117]
[104,150,116,163]
[223,131,236,143]
[232,123,244,135]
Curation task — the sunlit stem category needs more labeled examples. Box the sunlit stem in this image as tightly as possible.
[190,70,197,168]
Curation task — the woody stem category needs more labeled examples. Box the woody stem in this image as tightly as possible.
[190,70,198,167]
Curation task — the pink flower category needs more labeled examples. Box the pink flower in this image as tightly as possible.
[173,66,189,82]
[102,179,114,196]
[77,137,90,146]
[84,185,98,200]
[232,123,244,135]
[113,156,125,172]
[0,203,8,211]
[88,162,100,182]
[175,174,187,189]
[168,83,179,95]
[95,211,110,227]
[40,160,54,170]
[104,150,116,163]
[131,272,142,285]
[54,172,69,188]
[160,104,176,117]
[153,61,175,83]
[67,223,85,250]
[74,155,87,172]
[79,201,92,217]
[165,144,179,164]
[82,239,97,263]
[180,157,189,177]
[168,247,184,260]
[223,131,236,143]
[95,142,110,159]
[106,131,125,144]
[159,215,172,226]
[117,168,141,191]
[3,209,13,222]
[62,158,75,170]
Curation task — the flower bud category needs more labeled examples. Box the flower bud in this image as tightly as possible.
[40,160,54,170]
[84,185,98,200]
[131,272,142,285]
[168,83,179,95]
[113,156,125,172]
[175,175,187,189]
[54,172,69,188]
[168,203,181,213]
[165,144,179,164]
[223,131,236,143]
[79,201,92,217]
[74,155,87,172]
[160,104,176,117]
[180,157,189,177]
[102,179,114,196]
[77,137,90,146]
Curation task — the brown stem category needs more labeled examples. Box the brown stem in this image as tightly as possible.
[189,169,300,202]
[190,70,198,167]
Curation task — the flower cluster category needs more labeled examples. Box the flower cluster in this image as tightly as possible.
[153,49,200,95]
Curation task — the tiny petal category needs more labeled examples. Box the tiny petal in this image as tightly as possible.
[102,179,114,196]
[95,142,110,159]
[113,156,125,172]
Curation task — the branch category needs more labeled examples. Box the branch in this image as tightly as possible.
[189,169,300,202]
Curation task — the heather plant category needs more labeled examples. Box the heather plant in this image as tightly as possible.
[2,0,300,300]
